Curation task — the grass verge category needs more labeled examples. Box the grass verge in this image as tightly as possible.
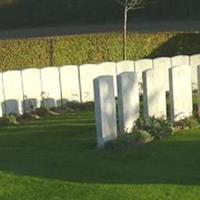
[0,111,200,199]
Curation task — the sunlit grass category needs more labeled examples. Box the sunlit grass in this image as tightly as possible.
[0,111,200,199]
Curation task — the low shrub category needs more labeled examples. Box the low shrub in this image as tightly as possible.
[133,116,173,140]
[134,130,154,143]
[17,113,39,123]
[174,116,200,130]
[34,106,49,117]
[0,115,19,126]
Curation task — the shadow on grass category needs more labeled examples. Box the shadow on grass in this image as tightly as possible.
[0,111,200,185]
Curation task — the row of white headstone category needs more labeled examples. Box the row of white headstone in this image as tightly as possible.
[0,66,80,116]
[0,54,200,117]
[94,65,195,148]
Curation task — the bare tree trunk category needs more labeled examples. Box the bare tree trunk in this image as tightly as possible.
[123,5,128,60]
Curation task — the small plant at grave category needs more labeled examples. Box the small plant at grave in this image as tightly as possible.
[34,92,51,117]
[134,130,154,143]
[0,114,19,126]
[174,116,200,131]
[133,116,173,140]
[34,105,49,117]
[23,95,34,114]
[17,112,39,123]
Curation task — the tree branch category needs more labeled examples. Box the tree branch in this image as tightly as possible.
[118,0,145,11]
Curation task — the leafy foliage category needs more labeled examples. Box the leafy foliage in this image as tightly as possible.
[1,32,200,71]
[0,114,19,126]
[134,129,154,143]
[133,116,172,139]
[34,106,49,117]
[174,117,200,130]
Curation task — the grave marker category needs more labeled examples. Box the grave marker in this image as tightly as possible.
[153,57,171,91]
[134,59,153,83]
[40,67,61,108]
[169,65,193,122]
[116,60,134,74]
[0,73,3,117]
[190,54,200,89]
[2,70,23,114]
[171,55,189,67]
[98,62,117,96]
[59,65,81,103]
[22,68,42,112]
[117,72,139,134]
[143,69,167,118]
[94,76,117,147]
[79,64,99,102]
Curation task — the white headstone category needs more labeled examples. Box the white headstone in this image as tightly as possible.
[190,54,200,90]
[116,60,134,74]
[134,59,153,84]
[153,57,171,91]
[79,64,99,102]
[94,76,117,148]
[117,72,140,134]
[98,62,117,96]
[143,69,167,118]
[22,68,42,112]
[169,65,193,122]
[171,55,189,67]
[2,70,23,114]
[40,67,62,108]
[0,73,4,117]
[59,65,81,104]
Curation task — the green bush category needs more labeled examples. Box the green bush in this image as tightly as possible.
[1,32,200,71]
[17,113,37,123]
[134,130,154,143]
[0,115,19,126]
[133,116,172,140]
[34,106,49,117]
[174,117,200,130]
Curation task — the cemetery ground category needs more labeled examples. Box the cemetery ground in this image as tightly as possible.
[0,111,200,199]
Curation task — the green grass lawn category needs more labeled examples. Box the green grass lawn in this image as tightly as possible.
[0,111,200,199]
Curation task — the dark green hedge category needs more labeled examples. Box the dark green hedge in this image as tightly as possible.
[0,32,200,71]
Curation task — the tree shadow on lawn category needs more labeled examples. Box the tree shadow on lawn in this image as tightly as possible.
[0,112,200,185]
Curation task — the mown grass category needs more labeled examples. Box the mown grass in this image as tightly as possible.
[0,111,200,199]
